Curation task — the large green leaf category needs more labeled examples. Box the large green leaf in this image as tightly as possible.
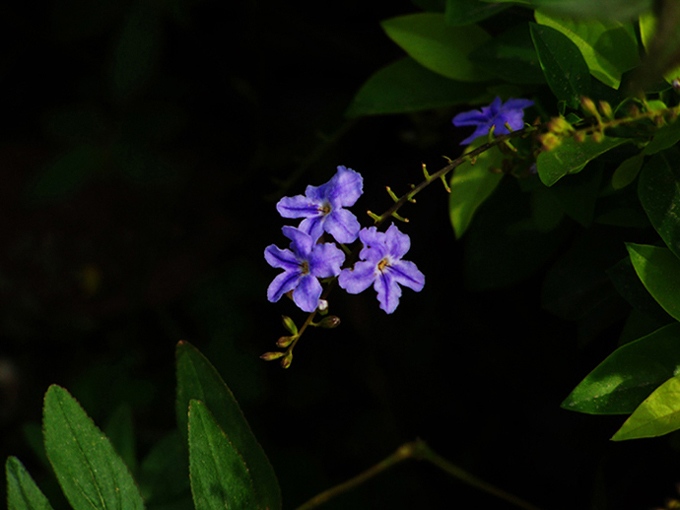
[638,152,680,259]
[537,136,627,186]
[43,385,145,510]
[188,400,258,510]
[530,22,591,109]
[175,341,281,510]
[468,24,545,84]
[642,119,680,155]
[445,0,509,26]
[449,142,504,239]
[346,58,492,117]
[627,243,680,322]
[381,13,492,82]
[6,457,54,510]
[534,10,639,89]
[562,323,680,414]
[612,374,680,440]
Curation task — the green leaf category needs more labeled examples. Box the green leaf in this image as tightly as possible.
[535,10,639,89]
[638,151,680,259]
[188,400,259,510]
[43,385,145,510]
[346,58,492,117]
[381,13,492,82]
[627,243,680,322]
[104,403,137,477]
[612,373,680,440]
[137,431,190,505]
[468,24,546,84]
[530,22,591,109]
[611,153,644,189]
[482,0,651,19]
[537,136,627,186]
[445,0,509,26]
[175,341,281,510]
[639,10,680,85]
[548,167,602,227]
[642,119,680,155]
[562,323,680,414]
[449,142,504,238]
[6,456,54,510]
[26,145,105,204]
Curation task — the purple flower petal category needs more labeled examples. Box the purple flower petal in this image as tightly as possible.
[374,271,402,314]
[452,110,489,126]
[338,261,377,294]
[325,208,361,244]
[282,226,314,257]
[309,242,345,278]
[267,270,301,303]
[385,223,410,259]
[453,96,533,145]
[387,260,425,292]
[276,195,321,219]
[264,245,299,270]
[327,166,363,208]
[293,274,323,312]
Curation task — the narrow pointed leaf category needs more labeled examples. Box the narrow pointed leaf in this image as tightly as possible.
[638,152,680,260]
[627,243,680,322]
[562,323,680,414]
[6,457,54,510]
[176,341,281,510]
[530,22,591,109]
[612,374,680,440]
[611,153,643,189]
[104,403,137,476]
[188,400,258,510]
[449,142,504,238]
[43,385,145,510]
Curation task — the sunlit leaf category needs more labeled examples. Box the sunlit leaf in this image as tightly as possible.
[627,243,680,322]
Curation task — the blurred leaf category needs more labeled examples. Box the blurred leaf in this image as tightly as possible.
[43,385,145,510]
[346,58,492,117]
[642,119,680,155]
[449,142,504,239]
[638,151,680,259]
[534,10,639,89]
[463,179,571,290]
[530,185,565,231]
[104,403,137,476]
[627,243,680,322]
[468,24,545,84]
[445,0,509,25]
[537,136,627,186]
[611,153,643,189]
[41,105,110,144]
[27,144,105,203]
[381,13,493,81]
[481,0,650,19]
[412,0,447,11]
[22,423,49,470]
[563,323,680,414]
[6,456,54,510]
[636,7,680,89]
[612,373,680,440]
[175,341,281,510]
[138,431,190,505]
[111,1,162,99]
[530,22,591,109]
[548,167,602,226]
[188,400,259,510]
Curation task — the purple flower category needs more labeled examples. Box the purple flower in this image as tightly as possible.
[265,226,345,312]
[338,224,424,314]
[276,166,363,243]
[452,96,534,145]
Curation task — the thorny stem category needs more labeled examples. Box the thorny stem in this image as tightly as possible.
[294,438,543,510]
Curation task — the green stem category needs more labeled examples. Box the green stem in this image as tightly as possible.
[294,439,543,510]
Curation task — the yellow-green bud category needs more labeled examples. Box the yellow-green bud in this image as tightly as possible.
[591,131,604,143]
[581,97,598,117]
[261,351,285,361]
[277,336,295,348]
[282,315,298,335]
[280,352,293,369]
[318,316,341,329]
[598,101,613,119]
[573,131,585,143]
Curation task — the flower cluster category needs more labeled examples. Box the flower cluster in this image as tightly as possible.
[265,166,424,315]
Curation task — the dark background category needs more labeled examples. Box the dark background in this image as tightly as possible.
[0,0,678,508]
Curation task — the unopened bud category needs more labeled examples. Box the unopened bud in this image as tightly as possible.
[591,131,604,143]
[548,116,573,134]
[277,336,295,348]
[280,352,293,369]
[317,299,328,312]
[573,131,585,143]
[598,101,613,119]
[673,78,680,91]
[282,316,297,335]
[581,97,598,117]
[539,132,561,151]
[318,316,341,329]
[261,351,285,361]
